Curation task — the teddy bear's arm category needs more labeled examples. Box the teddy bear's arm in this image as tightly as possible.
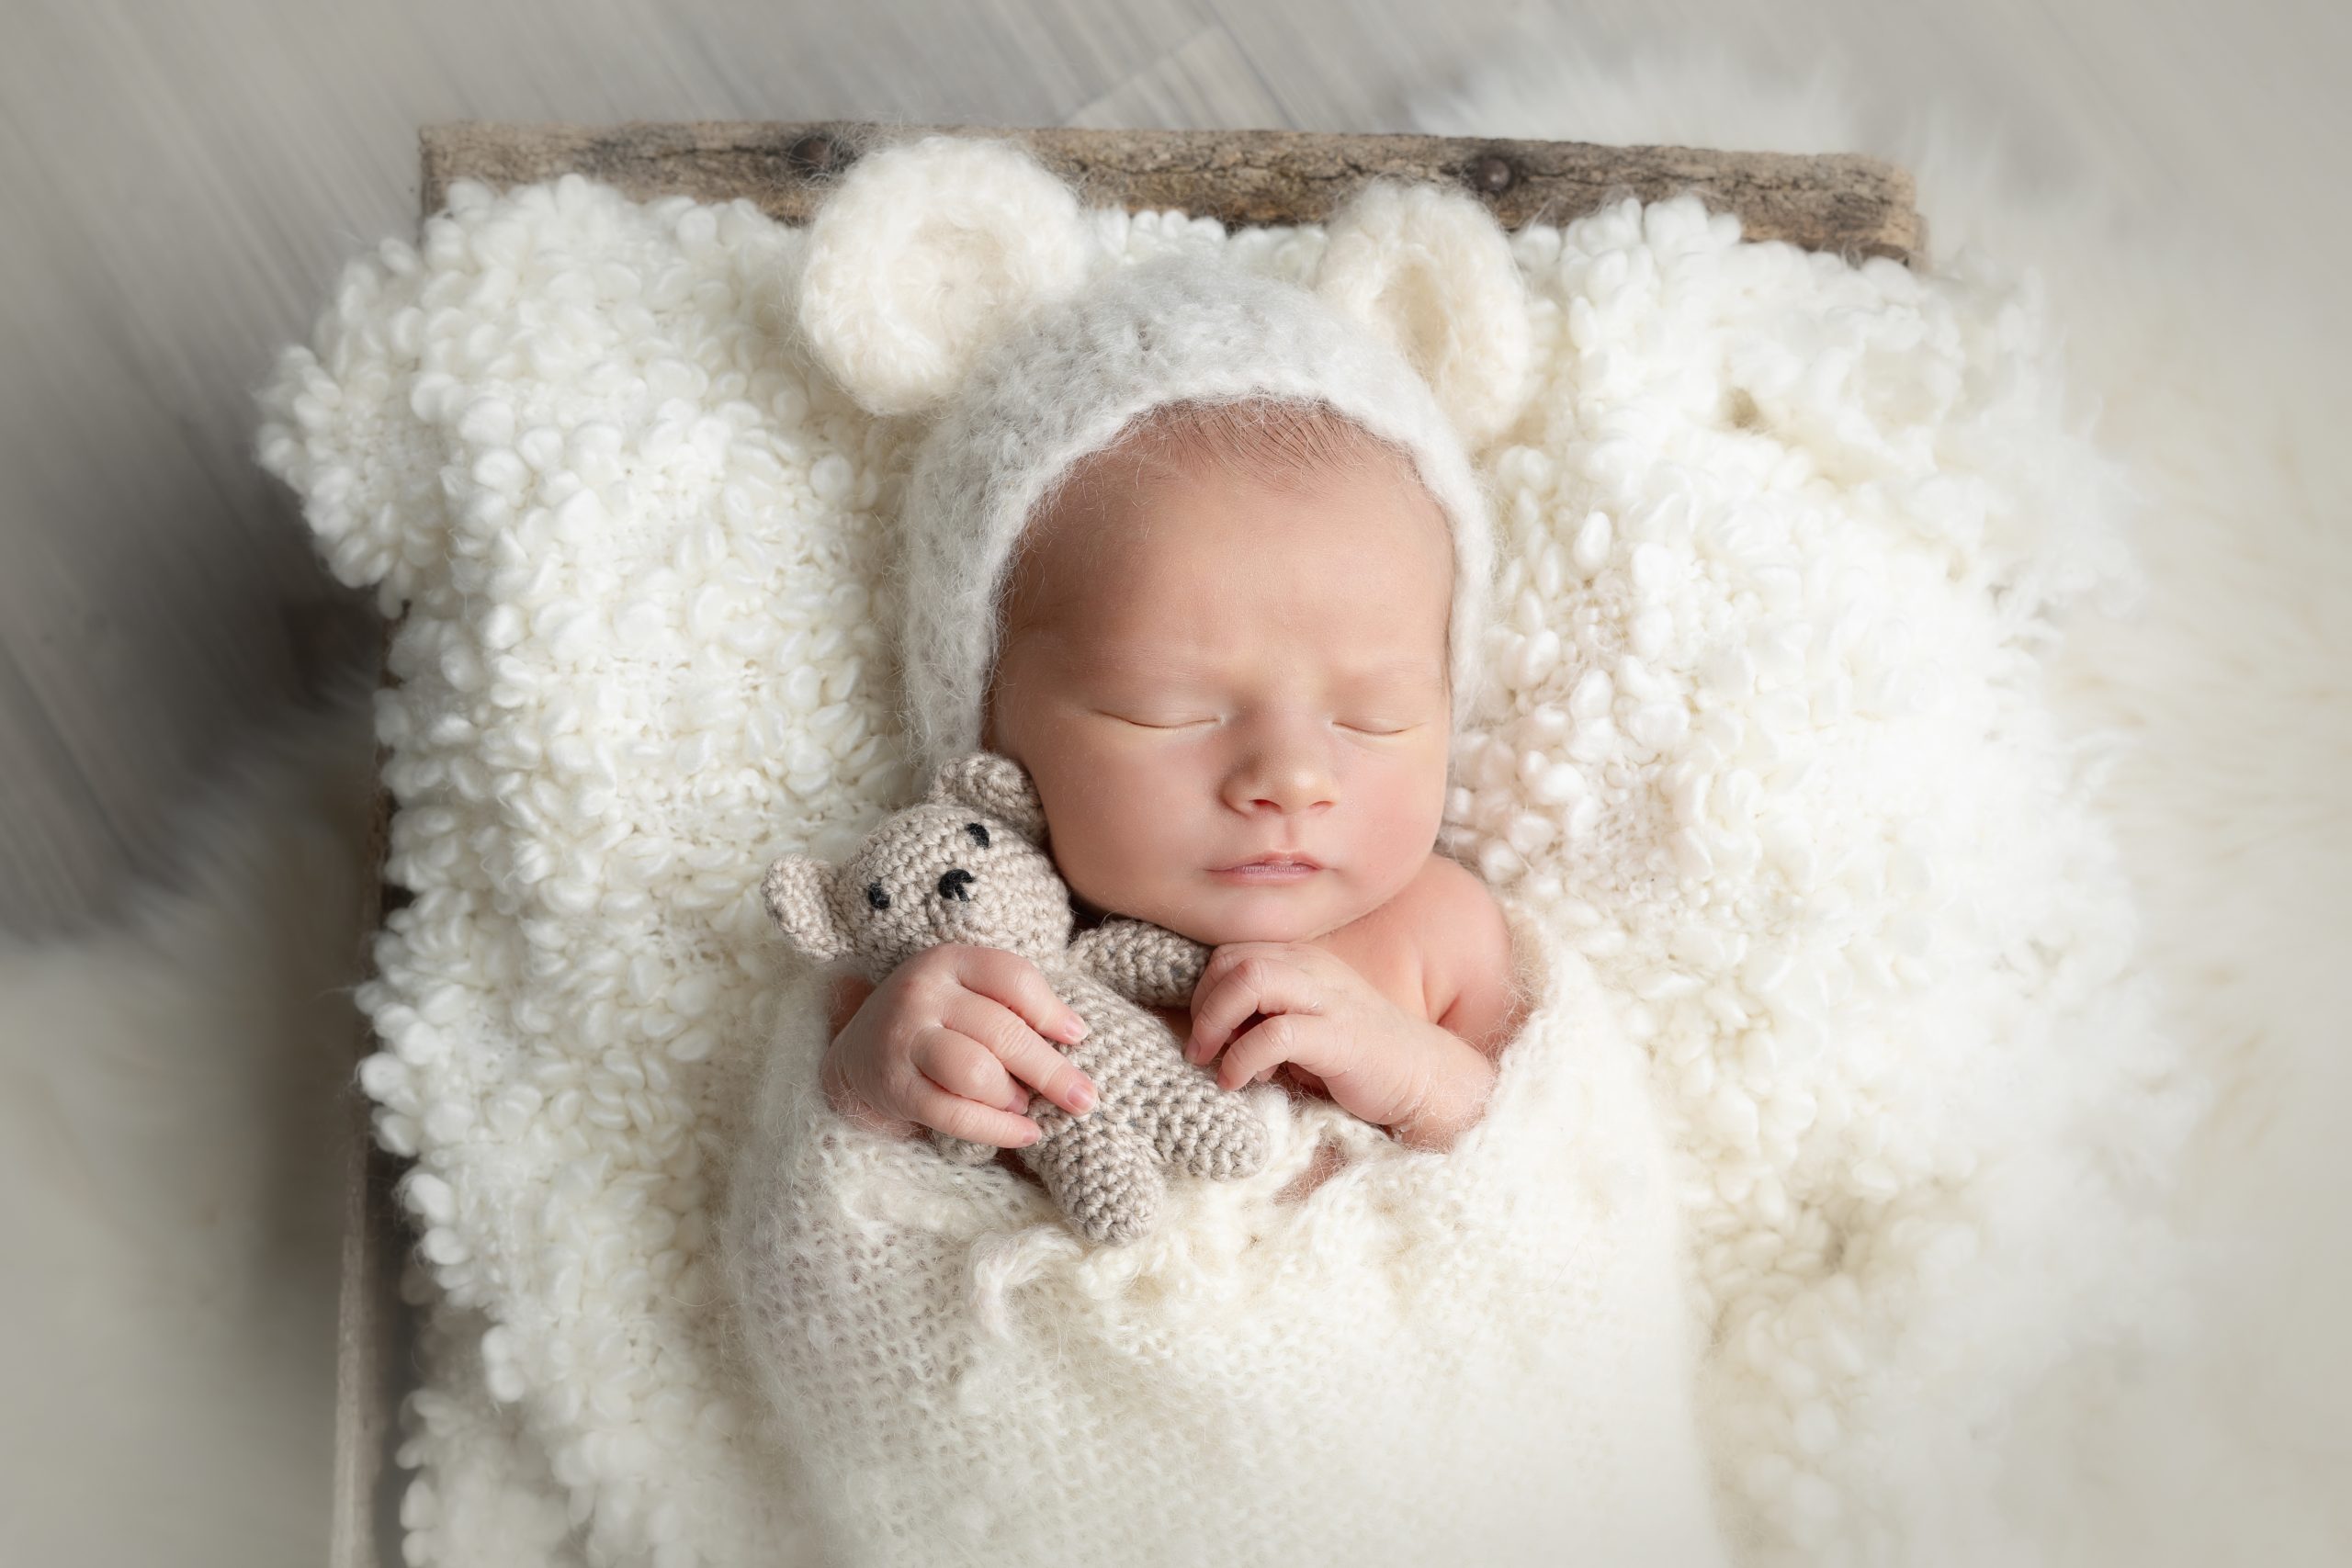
[1069,919,1210,1009]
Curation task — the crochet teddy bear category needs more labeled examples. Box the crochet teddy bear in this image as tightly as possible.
[760,750,1272,1246]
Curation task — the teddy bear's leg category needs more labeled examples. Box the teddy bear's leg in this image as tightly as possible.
[1023,1109,1166,1247]
[1136,1055,1272,1182]
[1193,1089,1272,1180]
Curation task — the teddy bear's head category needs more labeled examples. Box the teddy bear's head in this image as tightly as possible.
[761,751,1074,978]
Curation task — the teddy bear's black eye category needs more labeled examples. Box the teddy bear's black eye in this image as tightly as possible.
[965,822,989,848]
[865,882,890,910]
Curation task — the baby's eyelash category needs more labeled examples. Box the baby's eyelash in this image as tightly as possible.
[1097,710,1215,730]
[1093,708,1420,735]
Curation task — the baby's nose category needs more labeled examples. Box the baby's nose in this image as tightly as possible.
[1227,748,1338,815]
[937,868,975,901]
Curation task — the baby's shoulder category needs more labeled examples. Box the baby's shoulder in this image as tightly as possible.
[1320,852,1510,1024]
[1380,851,1506,944]
[1402,850,1496,915]
[1402,854,1522,1052]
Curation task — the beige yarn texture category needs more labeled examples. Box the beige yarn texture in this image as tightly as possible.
[759,751,1269,1246]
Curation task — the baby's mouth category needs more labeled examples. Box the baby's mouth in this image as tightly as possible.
[1210,853,1322,881]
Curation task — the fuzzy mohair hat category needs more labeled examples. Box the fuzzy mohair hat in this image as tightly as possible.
[789,133,1539,782]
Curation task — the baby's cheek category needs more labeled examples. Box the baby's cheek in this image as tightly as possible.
[1351,760,1447,878]
[1061,825,1151,908]
[1081,761,1194,860]
[1039,783,1155,894]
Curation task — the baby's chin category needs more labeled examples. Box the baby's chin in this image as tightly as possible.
[1114,884,1371,949]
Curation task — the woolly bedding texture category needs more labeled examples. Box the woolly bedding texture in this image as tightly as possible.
[258,138,2232,1566]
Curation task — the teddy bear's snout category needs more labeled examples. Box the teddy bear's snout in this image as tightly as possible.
[937,868,975,901]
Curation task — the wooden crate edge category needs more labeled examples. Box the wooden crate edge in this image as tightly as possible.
[418,119,1923,264]
[327,570,414,1568]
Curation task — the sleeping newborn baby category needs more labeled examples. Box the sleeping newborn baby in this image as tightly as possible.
[790,207,1541,1203]
[821,395,1527,1189]
[724,146,1735,1568]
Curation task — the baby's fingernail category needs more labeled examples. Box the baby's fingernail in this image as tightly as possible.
[1059,1011,1088,1043]
[1069,1080,1097,1112]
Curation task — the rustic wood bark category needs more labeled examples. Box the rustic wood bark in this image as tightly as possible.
[339,119,1926,1565]
[422,120,1923,263]
[329,627,409,1568]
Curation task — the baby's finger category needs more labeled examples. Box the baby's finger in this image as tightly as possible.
[1191,941,1287,1007]
[910,1024,1027,1114]
[948,945,1089,1046]
[904,1062,1041,1149]
[1216,1013,1308,1092]
[1193,940,1337,999]
[944,995,1099,1116]
[1188,953,1320,1063]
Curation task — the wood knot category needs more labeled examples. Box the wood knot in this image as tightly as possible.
[786,133,853,179]
[1470,153,1517,196]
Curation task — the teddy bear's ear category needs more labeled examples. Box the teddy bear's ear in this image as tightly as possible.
[927,751,1048,842]
[761,855,850,964]
[1310,179,1536,452]
[794,134,1102,419]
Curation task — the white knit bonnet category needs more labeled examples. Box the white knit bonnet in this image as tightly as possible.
[789,134,1539,782]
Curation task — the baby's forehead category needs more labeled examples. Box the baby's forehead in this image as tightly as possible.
[995,409,1453,671]
[1017,437,1443,573]
[1065,634,1447,688]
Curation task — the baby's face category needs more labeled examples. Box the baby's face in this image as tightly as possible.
[983,445,1453,947]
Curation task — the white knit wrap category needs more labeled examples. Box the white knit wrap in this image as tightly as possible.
[725,906,1729,1567]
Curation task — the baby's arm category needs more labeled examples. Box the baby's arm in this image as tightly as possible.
[1429,878,1528,1060]
[1386,861,1526,1148]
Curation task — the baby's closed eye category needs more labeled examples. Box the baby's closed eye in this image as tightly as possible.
[1100,708,1421,737]
[1095,708,1217,730]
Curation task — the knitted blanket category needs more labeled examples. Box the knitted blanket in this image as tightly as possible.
[728,910,1724,1566]
[254,169,2194,1568]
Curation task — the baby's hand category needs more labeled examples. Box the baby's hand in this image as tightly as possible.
[822,945,1102,1148]
[1185,943,1445,1133]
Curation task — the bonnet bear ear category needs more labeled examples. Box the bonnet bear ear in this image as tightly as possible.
[927,751,1048,843]
[761,856,851,964]
[794,134,1102,419]
[1310,179,1537,452]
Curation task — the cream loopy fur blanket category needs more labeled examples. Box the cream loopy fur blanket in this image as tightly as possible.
[256,142,2198,1565]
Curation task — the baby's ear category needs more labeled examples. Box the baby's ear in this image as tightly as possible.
[761,856,851,964]
[1310,179,1536,452]
[927,751,1048,843]
[793,133,1102,418]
